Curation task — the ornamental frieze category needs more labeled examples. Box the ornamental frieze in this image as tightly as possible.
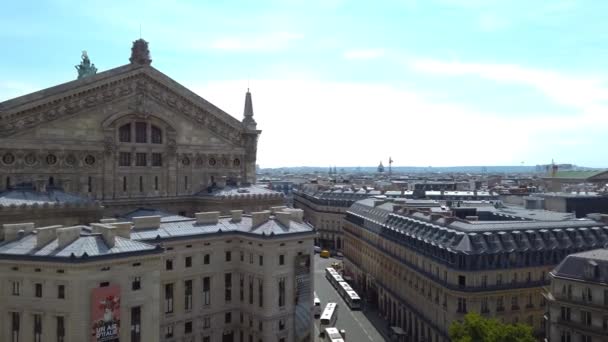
[0,73,244,146]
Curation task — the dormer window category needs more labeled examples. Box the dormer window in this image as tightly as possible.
[584,261,599,279]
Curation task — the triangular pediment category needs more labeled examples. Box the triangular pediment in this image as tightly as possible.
[0,64,245,145]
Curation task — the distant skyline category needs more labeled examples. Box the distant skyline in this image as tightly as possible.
[1,0,608,168]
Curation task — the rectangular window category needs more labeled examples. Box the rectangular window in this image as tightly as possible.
[279,254,285,265]
[481,297,489,313]
[225,312,232,324]
[152,153,162,166]
[560,306,571,321]
[165,283,174,314]
[166,259,173,270]
[164,325,174,338]
[240,251,244,262]
[204,254,210,265]
[185,321,192,334]
[35,283,42,297]
[119,152,131,166]
[259,255,264,266]
[204,337,210,342]
[122,176,127,192]
[481,275,487,288]
[56,316,65,342]
[11,281,20,295]
[581,310,592,326]
[154,176,159,191]
[226,251,232,262]
[11,312,19,342]
[131,306,141,342]
[185,256,192,268]
[225,273,232,302]
[132,277,141,291]
[185,280,193,311]
[581,335,592,342]
[151,126,162,144]
[496,274,502,286]
[511,296,519,310]
[279,277,286,307]
[457,297,467,313]
[560,331,571,342]
[249,276,254,304]
[34,314,42,342]
[135,122,147,143]
[258,279,264,307]
[279,319,285,330]
[240,274,244,302]
[57,284,65,299]
[135,153,146,166]
[249,253,253,264]
[203,316,211,329]
[203,277,211,306]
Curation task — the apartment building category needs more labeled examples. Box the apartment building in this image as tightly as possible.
[0,207,315,342]
[342,197,608,342]
[544,249,608,342]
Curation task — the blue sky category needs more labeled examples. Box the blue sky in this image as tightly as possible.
[1,0,608,168]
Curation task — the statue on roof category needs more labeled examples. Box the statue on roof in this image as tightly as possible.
[75,50,97,79]
[129,39,152,65]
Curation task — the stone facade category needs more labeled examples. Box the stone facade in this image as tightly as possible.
[0,39,266,217]
[0,208,315,342]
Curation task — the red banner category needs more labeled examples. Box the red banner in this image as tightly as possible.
[91,285,121,342]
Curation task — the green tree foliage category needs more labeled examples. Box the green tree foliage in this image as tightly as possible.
[449,313,536,342]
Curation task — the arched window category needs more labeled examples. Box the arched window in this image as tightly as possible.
[119,124,131,142]
[48,177,54,186]
[151,125,162,144]
[135,122,147,143]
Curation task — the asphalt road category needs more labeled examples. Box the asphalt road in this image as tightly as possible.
[313,254,387,342]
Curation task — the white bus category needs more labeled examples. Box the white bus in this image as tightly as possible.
[323,327,345,342]
[338,282,361,310]
[314,291,322,317]
[319,302,338,335]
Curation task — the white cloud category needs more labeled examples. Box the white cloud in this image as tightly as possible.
[409,59,608,112]
[209,32,304,51]
[190,78,608,168]
[343,49,385,60]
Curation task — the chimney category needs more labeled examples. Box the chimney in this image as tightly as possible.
[271,206,288,214]
[276,212,292,227]
[2,222,36,242]
[195,212,220,225]
[133,215,162,229]
[251,210,271,228]
[90,223,117,248]
[286,208,304,223]
[56,226,82,249]
[230,210,243,222]
[35,225,62,248]
[110,222,132,239]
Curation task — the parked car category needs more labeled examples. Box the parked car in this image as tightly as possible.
[314,246,322,254]
[320,250,330,258]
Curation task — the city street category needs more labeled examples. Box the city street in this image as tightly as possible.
[313,254,387,342]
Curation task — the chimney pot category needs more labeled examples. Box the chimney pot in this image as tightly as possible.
[251,210,271,228]
[132,215,162,229]
[230,210,243,222]
[195,212,220,225]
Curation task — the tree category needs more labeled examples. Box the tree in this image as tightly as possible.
[449,313,535,342]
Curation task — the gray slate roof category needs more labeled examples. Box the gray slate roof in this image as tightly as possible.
[552,248,608,283]
[0,230,158,261]
[0,188,95,207]
[130,216,313,242]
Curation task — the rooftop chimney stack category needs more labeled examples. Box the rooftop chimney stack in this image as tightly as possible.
[230,210,243,223]
[251,210,271,228]
[57,226,82,249]
[2,222,36,242]
[195,212,220,225]
[133,215,162,229]
[35,225,63,248]
[276,212,292,227]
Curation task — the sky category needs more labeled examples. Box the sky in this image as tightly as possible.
[1,0,608,168]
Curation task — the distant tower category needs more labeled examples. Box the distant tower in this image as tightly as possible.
[378,161,384,173]
[329,166,333,175]
[388,157,393,176]
[551,159,558,177]
[241,89,261,185]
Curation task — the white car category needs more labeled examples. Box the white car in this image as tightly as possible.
[314,246,322,254]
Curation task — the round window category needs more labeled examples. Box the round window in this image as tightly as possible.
[85,155,96,165]
[65,154,76,166]
[208,157,216,166]
[46,154,57,165]
[182,157,190,166]
[24,153,36,165]
[233,158,241,167]
[2,153,15,165]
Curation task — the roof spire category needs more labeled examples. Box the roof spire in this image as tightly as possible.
[242,88,257,130]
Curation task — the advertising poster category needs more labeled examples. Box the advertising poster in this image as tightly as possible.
[91,285,121,342]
